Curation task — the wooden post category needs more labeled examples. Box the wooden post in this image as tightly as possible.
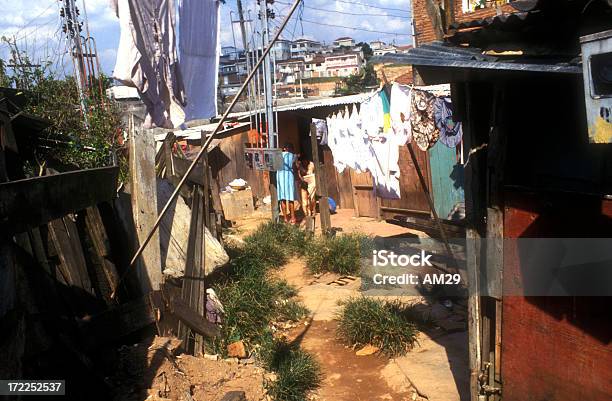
[485,85,506,400]
[270,171,279,222]
[310,123,331,233]
[462,82,484,401]
[129,116,162,293]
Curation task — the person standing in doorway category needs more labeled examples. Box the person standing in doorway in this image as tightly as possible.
[277,143,297,224]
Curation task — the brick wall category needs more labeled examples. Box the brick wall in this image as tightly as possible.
[412,0,516,45]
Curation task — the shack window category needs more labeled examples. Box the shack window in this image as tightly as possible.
[590,52,612,98]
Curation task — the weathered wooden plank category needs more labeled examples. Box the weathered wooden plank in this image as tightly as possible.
[84,206,121,300]
[178,187,207,354]
[170,297,219,339]
[48,217,94,295]
[0,166,119,234]
[129,121,162,293]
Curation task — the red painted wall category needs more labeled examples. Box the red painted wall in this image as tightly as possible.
[502,191,612,401]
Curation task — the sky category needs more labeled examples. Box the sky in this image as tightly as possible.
[0,0,412,77]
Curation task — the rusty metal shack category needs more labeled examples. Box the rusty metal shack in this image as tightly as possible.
[376,1,612,400]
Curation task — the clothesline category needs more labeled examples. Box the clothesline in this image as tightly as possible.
[321,82,462,201]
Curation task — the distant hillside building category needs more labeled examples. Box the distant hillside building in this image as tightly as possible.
[291,38,322,58]
[373,44,398,56]
[369,40,387,50]
[324,51,363,77]
[334,37,355,47]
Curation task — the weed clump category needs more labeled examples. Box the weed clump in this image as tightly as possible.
[208,222,311,355]
[258,335,322,401]
[336,297,419,357]
[306,233,372,275]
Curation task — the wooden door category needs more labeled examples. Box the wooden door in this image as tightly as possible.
[350,170,378,218]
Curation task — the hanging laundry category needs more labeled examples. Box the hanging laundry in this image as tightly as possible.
[434,97,463,148]
[410,89,440,151]
[390,83,412,145]
[112,0,186,128]
[312,118,328,145]
[179,0,221,121]
[379,90,392,133]
[360,91,385,137]
[327,112,347,173]
[368,132,405,199]
[338,106,356,169]
[349,105,370,173]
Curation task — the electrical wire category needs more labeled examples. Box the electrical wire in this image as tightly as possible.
[11,1,59,38]
[276,0,412,19]
[276,14,411,36]
[334,0,411,13]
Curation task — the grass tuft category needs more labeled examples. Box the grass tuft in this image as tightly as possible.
[336,297,419,357]
[306,233,372,275]
[276,299,309,322]
[259,335,322,401]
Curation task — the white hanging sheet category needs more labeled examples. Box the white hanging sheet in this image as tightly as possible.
[112,0,185,128]
[179,0,220,121]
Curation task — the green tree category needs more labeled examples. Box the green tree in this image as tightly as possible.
[335,64,379,96]
[1,37,124,176]
[356,42,373,61]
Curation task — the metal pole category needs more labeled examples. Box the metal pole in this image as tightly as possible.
[260,0,276,147]
[111,0,304,297]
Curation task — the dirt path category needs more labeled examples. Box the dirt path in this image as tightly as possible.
[279,259,419,401]
[279,257,469,401]
[291,320,409,401]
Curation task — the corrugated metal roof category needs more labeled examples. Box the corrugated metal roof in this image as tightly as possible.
[371,42,581,75]
[275,93,372,112]
[154,122,250,142]
[448,11,533,30]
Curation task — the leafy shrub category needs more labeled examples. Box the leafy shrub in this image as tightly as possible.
[306,233,372,275]
[336,297,419,357]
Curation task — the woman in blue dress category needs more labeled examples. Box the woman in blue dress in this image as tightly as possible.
[277,143,297,223]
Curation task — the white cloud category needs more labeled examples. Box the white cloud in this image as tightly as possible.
[1,0,414,75]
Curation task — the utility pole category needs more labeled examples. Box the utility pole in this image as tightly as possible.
[259,0,279,222]
[235,0,256,129]
[260,0,276,147]
[60,0,88,122]
[60,0,103,124]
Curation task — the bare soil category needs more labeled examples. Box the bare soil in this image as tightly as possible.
[110,337,267,401]
[287,320,413,401]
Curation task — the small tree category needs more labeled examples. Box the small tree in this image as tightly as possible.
[335,64,379,96]
[1,37,124,177]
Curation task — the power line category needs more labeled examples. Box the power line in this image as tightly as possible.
[12,2,59,37]
[276,14,412,36]
[331,0,411,14]
[276,0,412,19]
